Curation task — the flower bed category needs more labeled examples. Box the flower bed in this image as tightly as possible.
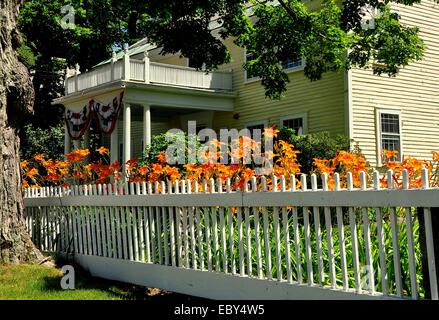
[20,128,439,190]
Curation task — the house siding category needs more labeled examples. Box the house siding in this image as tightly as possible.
[156,55,189,67]
[351,0,439,166]
[213,38,346,135]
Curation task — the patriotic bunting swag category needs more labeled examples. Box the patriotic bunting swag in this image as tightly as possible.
[65,102,93,140]
[92,91,124,134]
[64,91,124,139]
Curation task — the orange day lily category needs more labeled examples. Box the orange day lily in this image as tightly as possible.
[96,146,109,155]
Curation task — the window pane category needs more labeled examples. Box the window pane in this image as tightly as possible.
[382,134,401,160]
[246,124,265,138]
[247,124,264,131]
[283,118,303,135]
[246,53,258,79]
[381,113,400,134]
[282,57,303,70]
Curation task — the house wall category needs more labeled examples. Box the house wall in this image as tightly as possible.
[351,0,439,166]
[213,38,346,136]
[155,55,189,67]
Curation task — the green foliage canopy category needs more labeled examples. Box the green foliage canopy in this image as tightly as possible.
[20,0,429,102]
[236,0,425,99]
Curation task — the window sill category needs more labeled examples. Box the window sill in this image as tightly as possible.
[285,66,304,74]
[372,61,386,68]
[244,77,261,84]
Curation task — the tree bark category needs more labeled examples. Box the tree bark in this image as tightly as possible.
[0,0,44,263]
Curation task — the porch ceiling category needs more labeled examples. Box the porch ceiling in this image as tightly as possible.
[129,105,196,121]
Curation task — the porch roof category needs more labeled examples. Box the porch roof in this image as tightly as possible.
[53,80,235,112]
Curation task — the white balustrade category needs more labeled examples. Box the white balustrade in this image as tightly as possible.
[65,58,233,94]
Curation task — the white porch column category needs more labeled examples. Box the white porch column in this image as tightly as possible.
[111,121,119,163]
[83,128,91,163]
[143,105,151,148]
[84,128,91,150]
[73,139,80,150]
[64,123,71,155]
[123,103,131,166]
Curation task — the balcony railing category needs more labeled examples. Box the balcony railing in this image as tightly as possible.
[65,53,233,95]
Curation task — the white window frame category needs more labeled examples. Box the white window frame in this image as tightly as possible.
[376,108,403,166]
[244,49,261,83]
[361,5,378,31]
[245,120,269,136]
[280,112,308,135]
[283,57,305,74]
[245,120,269,130]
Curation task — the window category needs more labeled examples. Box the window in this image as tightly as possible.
[246,121,267,138]
[282,56,303,71]
[377,110,402,163]
[280,113,307,135]
[246,123,265,132]
[361,4,377,30]
[372,8,399,66]
[245,49,304,81]
[245,51,259,81]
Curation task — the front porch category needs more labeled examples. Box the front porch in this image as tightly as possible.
[55,47,236,164]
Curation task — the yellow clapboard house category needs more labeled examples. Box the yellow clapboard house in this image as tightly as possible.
[56,0,439,167]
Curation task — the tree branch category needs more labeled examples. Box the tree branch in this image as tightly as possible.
[278,0,297,20]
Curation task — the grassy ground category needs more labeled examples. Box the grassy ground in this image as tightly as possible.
[0,260,200,300]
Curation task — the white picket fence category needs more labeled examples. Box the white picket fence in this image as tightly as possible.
[23,169,439,300]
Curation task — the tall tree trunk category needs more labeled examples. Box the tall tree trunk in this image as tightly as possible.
[0,0,44,263]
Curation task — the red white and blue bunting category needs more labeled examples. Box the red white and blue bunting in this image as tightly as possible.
[64,91,124,139]
[65,102,93,140]
[92,91,124,134]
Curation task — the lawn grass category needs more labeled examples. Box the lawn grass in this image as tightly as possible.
[0,261,197,300]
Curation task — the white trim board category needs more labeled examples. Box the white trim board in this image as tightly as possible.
[245,119,269,129]
[74,255,400,300]
[344,69,353,141]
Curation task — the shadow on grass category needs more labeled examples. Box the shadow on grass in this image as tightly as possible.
[40,254,209,301]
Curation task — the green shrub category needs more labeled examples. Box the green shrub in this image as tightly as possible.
[20,124,64,161]
[278,128,359,173]
[141,132,201,167]
[140,129,361,175]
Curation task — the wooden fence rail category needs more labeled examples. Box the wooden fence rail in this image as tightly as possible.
[23,169,439,300]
